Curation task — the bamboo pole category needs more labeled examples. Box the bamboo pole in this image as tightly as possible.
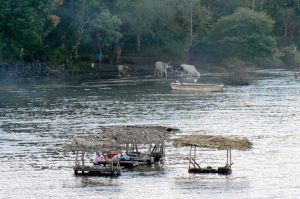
[81,151,85,166]
[191,158,201,169]
[126,143,129,153]
[135,144,139,153]
[229,148,232,167]
[75,150,78,166]
[226,149,229,165]
[148,144,152,153]
[189,146,192,169]
[194,146,197,167]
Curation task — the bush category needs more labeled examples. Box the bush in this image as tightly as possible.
[48,44,69,65]
[280,45,297,67]
[219,58,251,85]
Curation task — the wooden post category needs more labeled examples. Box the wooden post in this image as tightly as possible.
[148,144,152,153]
[226,149,229,166]
[81,151,85,166]
[111,156,114,171]
[229,148,232,167]
[126,143,129,154]
[189,146,192,169]
[130,144,133,152]
[75,150,79,166]
[193,146,196,168]
[161,143,165,154]
[151,144,157,153]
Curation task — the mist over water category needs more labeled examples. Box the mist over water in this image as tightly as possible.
[0,69,300,199]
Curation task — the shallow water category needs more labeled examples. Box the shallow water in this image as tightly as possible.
[0,69,300,199]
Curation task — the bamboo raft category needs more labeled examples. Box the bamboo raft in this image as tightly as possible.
[74,165,121,176]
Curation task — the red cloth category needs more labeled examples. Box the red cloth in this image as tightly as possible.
[107,151,118,158]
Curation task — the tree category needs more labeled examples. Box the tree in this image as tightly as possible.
[0,0,58,61]
[116,0,159,53]
[47,0,121,65]
[201,0,252,22]
[162,0,209,50]
[261,0,300,46]
[209,8,276,62]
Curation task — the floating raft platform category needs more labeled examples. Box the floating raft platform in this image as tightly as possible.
[74,165,121,176]
[104,159,139,169]
[189,166,232,175]
[173,134,252,175]
[120,161,139,168]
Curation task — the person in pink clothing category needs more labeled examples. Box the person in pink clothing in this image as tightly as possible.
[92,151,106,166]
[98,152,106,166]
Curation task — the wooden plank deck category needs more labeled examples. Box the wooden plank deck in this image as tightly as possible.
[120,161,139,168]
[73,165,121,176]
[188,166,232,175]
[106,159,140,168]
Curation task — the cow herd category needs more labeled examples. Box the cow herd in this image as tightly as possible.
[116,61,201,78]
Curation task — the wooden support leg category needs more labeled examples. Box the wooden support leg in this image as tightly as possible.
[226,149,229,166]
[189,146,192,169]
[75,150,78,166]
[229,148,232,167]
[81,151,85,166]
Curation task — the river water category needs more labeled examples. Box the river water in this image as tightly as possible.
[0,69,299,199]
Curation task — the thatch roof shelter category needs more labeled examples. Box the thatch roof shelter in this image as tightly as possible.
[172,134,253,174]
[173,134,252,151]
[63,125,178,169]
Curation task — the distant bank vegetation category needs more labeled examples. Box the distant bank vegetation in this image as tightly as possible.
[1,0,300,76]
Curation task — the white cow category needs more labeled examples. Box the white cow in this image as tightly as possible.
[117,64,128,77]
[154,61,172,78]
[179,64,200,77]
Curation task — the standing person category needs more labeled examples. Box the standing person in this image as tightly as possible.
[96,50,102,65]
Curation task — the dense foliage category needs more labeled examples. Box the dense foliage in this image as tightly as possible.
[1,0,300,68]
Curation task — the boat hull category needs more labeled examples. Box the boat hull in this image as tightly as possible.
[170,83,224,92]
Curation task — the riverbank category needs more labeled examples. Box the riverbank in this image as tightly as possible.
[0,55,292,82]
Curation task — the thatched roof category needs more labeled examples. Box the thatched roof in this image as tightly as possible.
[173,134,252,151]
[63,136,124,152]
[101,125,177,145]
[63,125,178,152]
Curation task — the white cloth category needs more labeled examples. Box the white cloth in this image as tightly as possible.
[92,152,99,164]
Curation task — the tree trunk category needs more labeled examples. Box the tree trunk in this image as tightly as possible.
[252,0,255,11]
[190,2,193,47]
[136,32,141,53]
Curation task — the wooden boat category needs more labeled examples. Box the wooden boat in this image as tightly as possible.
[170,82,224,92]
